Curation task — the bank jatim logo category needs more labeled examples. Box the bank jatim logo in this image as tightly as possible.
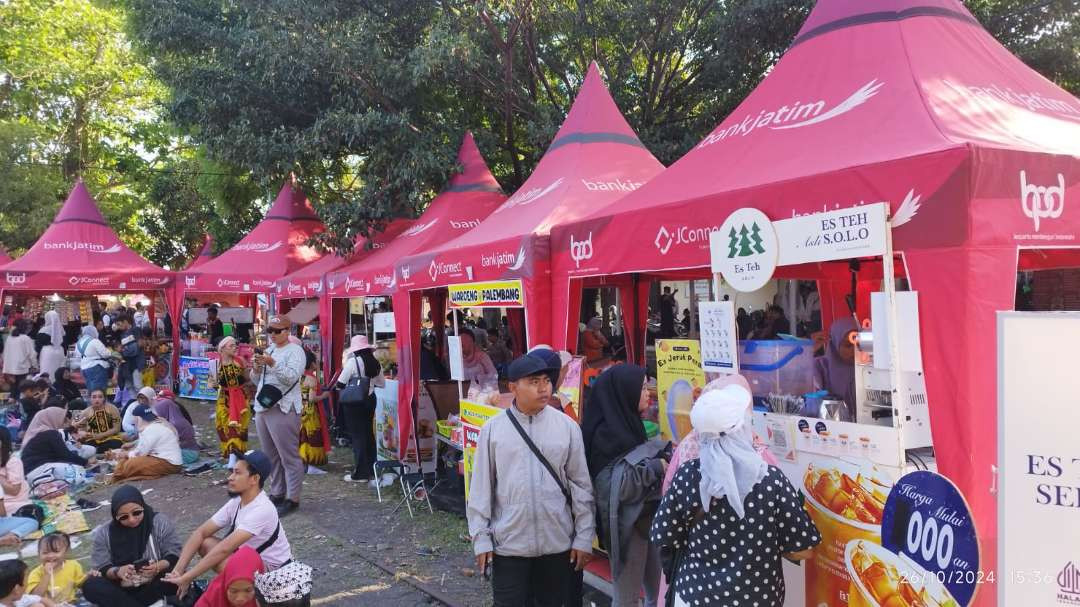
[569,232,593,268]
[1020,170,1066,232]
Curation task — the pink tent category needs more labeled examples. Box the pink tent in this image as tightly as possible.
[182,235,214,270]
[392,64,664,459]
[327,132,505,300]
[275,218,415,379]
[548,0,1080,599]
[1,181,172,294]
[178,177,325,294]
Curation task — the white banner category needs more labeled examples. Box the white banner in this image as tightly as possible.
[998,312,1080,606]
[774,202,888,265]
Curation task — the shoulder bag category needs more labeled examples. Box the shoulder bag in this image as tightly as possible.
[338,356,371,405]
[255,347,302,409]
[504,410,574,525]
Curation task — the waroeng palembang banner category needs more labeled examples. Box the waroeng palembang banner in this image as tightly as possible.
[447,279,525,308]
[656,339,704,442]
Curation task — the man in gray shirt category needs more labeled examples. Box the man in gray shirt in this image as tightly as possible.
[251,315,306,517]
[467,353,595,606]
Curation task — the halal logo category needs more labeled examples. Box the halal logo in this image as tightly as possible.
[1020,170,1065,232]
[1060,561,1080,598]
[569,232,593,268]
[727,222,767,258]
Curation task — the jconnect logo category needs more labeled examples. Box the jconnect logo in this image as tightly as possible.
[654,224,721,256]
[5,273,26,286]
[726,223,766,258]
[569,232,593,268]
[1020,170,1065,232]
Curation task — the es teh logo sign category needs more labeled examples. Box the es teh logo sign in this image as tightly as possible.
[1021,170,1065,232]
[710,208,777,293]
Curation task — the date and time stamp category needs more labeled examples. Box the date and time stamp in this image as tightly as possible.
[899,569,1064,586]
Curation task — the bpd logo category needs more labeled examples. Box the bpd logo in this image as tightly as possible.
[184,275,196,287]
[5,273,26,286]
[400,265,411,281]
[1020,170,1065,232]
[569,232,593,268]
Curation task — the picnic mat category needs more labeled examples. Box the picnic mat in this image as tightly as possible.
[26,494,91,538]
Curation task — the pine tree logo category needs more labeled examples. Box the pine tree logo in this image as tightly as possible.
[727,223,768,258]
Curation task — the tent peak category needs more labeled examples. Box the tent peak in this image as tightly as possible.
[796,0,977,45]
[266,178,322,222]
[447,132,502,193]
[548,61,646,152]
[53,181,109,226]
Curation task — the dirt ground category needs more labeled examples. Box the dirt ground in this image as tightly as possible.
[59,397,496,607]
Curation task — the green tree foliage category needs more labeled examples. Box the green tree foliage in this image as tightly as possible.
[127,0,1079,255]
[0,0,261,265]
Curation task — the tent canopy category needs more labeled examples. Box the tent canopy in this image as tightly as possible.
[181,177,326,293]
[396,62,664,355]
[329,132,506,298]
[183,235,214,270]
[1,181,172,292]
[547,2,1080,601]
[276,218,416,300]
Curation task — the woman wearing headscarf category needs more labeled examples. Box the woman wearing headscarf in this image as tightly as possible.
[582,317,609,364]
[85,485,182,607]
[50,367,82,404]
[153,394,199,453]
[36,310,66,378]
[77,324,114,393]
[650,385,820,607]
[111,404,183,482]
[582,364,670,607]
[20,407,92,491]
[813,318,859,419]
[213,336,251,470]
[195,546,265,607]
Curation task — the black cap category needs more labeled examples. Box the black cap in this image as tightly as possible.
[131,404,158,422]
[527,348,562,387]
[237,449,272,481]
[507,353,557,382]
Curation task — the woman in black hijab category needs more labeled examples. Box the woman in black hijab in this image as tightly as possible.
[84,485,183,607]
[581,364,668,607]
[50,367,82,404]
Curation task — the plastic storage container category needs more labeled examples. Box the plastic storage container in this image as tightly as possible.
[738,339,816,399]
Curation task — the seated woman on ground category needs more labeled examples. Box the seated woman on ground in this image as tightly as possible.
[74,389,124,453]
[110,405,183,483]
[152,392,200,464]
[85,485,182,607]
[19,407,95,494]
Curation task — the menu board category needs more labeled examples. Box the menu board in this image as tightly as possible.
[698,300,738,373]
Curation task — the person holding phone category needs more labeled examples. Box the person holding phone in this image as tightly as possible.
[248,317,305,517]
[84,485,182,607]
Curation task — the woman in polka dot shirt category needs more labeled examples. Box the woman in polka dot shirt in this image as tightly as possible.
[650,385,820,607]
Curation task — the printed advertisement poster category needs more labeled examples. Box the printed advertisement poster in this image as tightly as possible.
[375,379,399,461]
[177,356,217,400]
[998,312,1080,607]
[412,387,437,474]
[790,417,977,607]
[558,356,584,422]
[699,301,739,373]
[460,400,503,502]
[656,339,705,442]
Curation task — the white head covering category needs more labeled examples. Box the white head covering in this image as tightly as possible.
[255,561,312,603]
[691,384,768,518]
[81,324,98,340]
[42,310,63,347]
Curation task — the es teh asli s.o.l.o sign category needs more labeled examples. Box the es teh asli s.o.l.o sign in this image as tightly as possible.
[710,202,888,292]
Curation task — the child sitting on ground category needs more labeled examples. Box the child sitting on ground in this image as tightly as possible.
[27,533,88,605]
[0,559,51,607]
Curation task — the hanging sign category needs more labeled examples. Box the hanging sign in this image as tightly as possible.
[698,300,738,373]
[447,279,525,308]
[709,208,778,292]
[775,202,888,265]
[373,312,395,334]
